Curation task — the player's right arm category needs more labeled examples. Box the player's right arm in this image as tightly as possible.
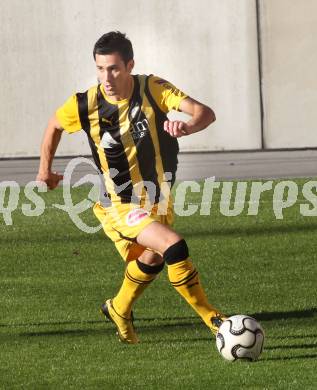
[36,93,82,189]
[36,114,64,190]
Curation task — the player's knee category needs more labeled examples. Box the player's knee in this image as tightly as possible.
[160,231,183,254]
[136,259,165,274]
[163,239,189,265]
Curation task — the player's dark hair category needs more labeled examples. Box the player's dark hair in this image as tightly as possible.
[93,31,134,65]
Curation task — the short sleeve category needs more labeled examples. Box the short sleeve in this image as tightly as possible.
[56,94,82,133]
[147,76,188,113]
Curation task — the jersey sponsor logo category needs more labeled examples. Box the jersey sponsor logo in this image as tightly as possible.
[155,78,168,85]
[155,78,174,91]
[162,83,174,91]
[126,208,150,226]
[130,118,150,141]
[100,131,120,149]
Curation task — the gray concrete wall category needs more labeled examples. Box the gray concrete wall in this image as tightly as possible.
[0,0,261,157]
[260,0,317,148]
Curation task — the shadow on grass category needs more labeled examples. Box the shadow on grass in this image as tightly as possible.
[249,308,317,321]
[270,334,317,340]
[0,232,107,245]
[0,319,104,328]
[16,320,201,338]
[18,327,113,338]
[265,343,317,350]
[262,353,317,362]
[1,308,316,343]
[141,337,211,344]
[1,308,315,330]
[0,316,202,329]
[17,330,212,343]
[5,221,317,244]
[138,308,317,323]
[182,222,317,238]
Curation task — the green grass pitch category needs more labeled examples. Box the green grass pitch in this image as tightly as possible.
[0,179,316,389]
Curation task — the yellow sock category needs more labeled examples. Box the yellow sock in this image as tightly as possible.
[168,259,220,326]
[112,260,161,318]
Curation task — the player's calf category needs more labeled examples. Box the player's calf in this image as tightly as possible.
[164,239,226,333]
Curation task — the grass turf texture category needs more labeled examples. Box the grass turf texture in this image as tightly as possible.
[0,179,316,389]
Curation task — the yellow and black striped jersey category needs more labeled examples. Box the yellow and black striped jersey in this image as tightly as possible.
[56,74,187,204]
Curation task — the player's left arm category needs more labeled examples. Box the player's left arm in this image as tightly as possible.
[164,97,216,138]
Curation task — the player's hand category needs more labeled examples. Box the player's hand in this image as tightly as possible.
[163,120,189,138]
[36,171,63,190]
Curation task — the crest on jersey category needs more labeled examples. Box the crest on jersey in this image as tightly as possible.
[130,105,140,119]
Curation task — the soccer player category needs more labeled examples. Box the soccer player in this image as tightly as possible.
[36,31,226,344]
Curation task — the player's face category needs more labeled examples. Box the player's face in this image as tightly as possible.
[95,52,134,100]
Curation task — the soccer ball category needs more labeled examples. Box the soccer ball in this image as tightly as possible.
[216,315,264,361]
